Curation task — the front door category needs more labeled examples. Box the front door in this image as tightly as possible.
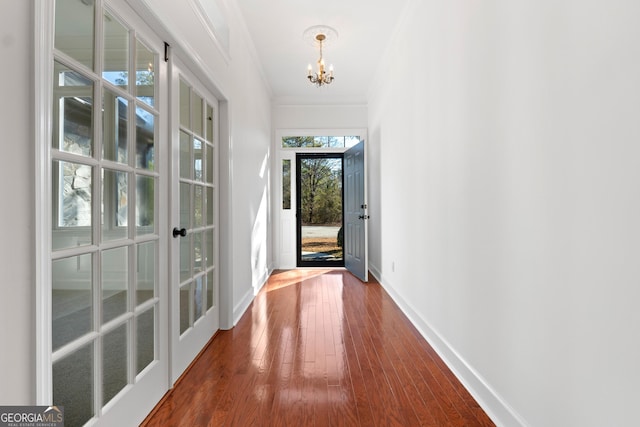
[169,59,220,382]
[344,141,368,281]
[296,154,344,267]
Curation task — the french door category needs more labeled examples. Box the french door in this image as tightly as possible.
[46,0,169,425]
[169,59,220,382]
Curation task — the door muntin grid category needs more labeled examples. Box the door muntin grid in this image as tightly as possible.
[177,78,217,336]
[51,2,161,424]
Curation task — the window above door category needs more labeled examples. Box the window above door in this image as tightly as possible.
[282,135,361,149]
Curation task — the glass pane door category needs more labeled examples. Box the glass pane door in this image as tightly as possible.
[296,154,344,267]
[50,2,166,425]
[171,68,219,382]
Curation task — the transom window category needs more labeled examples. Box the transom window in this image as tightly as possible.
[282,135,361,149]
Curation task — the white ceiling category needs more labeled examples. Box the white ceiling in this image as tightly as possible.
[235,0,411,105]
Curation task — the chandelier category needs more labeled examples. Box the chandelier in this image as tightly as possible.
[306,31,335,87]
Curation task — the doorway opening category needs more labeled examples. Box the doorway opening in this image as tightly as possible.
[296,153,344,267]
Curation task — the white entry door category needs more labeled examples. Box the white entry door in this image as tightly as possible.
[169,59,220,382]
[344,141,368,281]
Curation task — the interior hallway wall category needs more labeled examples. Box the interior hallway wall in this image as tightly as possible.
[367,0,640,426]
[273,104,367,130]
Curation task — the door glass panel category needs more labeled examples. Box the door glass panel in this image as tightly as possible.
[55,0,94,70]
[174,72,218,362]
[102,89,128,163]
[135,107,155,170]
[206,187,214,225]
[194,138,203,181]
[180,234,191,283]
[52,160,93,251]
[179,283,191,334]
[193,231,203,274]
[102,246,128,323]
[52,254,92,351]
[194,276,203,321]
[103,12,129,87]
[103,323,128,405]
[136,175,155,235]
[136,307,155,374]
[53,342,94,427]
[205,144,213,183]
[206,270,214,310]
[206,104,213,141]
[179,79,190,129]
[136,40,155,107]
[53,62,94,156]
[192,93,203,137]
[298,156,344,265]
[136,241,155,305]
[102,169,128,242]
[180,131,192,179]
[180,183,191,229]
[194,185,203,228]
[59,95,94,157]
[205,229,214,268]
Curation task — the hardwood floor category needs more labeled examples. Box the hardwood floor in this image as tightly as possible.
[141,270,494,426]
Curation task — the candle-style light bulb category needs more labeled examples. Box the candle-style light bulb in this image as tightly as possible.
[307,64,312,77]
[329,64,334,77]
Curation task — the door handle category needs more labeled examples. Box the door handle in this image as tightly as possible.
[358,215,370,220]
[173,227,187,238]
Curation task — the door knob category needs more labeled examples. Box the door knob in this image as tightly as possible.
[173,227,187,238]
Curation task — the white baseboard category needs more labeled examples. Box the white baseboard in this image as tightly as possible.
[232,288,254,326]
[370,270,528,427]
[254,267,271,295]
[369,262,382,283]
[232,268,273,327]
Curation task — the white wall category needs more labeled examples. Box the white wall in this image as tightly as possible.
[226,26,273,321]
[273,104,367,130]
[0,0,34,404]
[368,0,640,426]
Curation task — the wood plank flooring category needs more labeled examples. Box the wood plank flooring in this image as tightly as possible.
[141,270,495,426]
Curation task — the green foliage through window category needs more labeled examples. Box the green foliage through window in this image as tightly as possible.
[299,158,342,225]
